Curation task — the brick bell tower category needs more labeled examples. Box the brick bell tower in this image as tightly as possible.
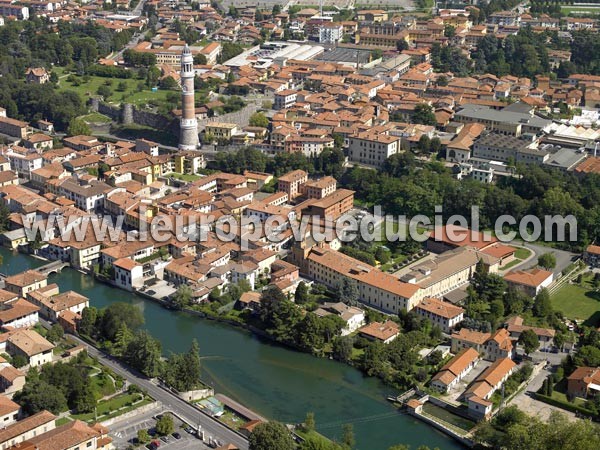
[179,44,199,150]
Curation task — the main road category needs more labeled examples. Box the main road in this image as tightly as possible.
[68,334,249,450]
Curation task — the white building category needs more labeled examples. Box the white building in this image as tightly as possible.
[113,258,144,291]
[348,133,400,168]
[58,178,111,212]
[414,297,464,333]
[5,147,43,179]
[430,347,480,392]
[314,302,366,336]
[319,23,344,44]
[6,330,54,367]
[274,89,297,110]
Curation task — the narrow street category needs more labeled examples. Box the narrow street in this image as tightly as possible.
[68,334,249,450]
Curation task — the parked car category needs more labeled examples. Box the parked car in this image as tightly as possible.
[172,432,181,440]
[146,444,157,450]
[160,436,169,443]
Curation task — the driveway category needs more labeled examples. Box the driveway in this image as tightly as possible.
[515,242,577,277]
[508,363,577,422]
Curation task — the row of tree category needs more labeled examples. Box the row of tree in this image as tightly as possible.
[79,303,201,391]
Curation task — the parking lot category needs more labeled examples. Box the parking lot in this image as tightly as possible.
[109,410,213,450]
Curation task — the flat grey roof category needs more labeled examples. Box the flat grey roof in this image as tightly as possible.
[456,104,552,129]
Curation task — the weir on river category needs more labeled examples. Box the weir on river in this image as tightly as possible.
[0,247,464,450]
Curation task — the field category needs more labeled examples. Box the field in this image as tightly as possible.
[80,112,112,124]
[562,5,600,14]
[56,68,174,107]
[551,277,600,324]
[165,172,201,182]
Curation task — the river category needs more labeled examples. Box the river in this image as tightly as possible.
[0,247,463,450]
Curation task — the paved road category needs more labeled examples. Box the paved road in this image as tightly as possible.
[107,0,148,61]
[508,362,577,422]
[516,242,577,276]
[68,335,249,450]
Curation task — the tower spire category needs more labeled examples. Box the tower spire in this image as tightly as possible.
[179,45,199,150]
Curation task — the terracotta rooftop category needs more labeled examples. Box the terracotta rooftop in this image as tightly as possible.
[359,320,400,341]
[504,268,553,288]
[4,270,47,288]
[416,297,465,319]
[451,328,490,345]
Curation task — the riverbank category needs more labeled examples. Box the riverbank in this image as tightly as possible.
[0,247,465,450]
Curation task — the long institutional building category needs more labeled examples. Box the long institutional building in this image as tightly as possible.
[293,225,505,314]
[304,245,425,313]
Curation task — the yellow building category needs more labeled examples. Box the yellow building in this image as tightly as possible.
[356,10,389,22]
[205,122,239,141]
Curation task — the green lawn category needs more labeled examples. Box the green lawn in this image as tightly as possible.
[514,248,532,260]
[421,402,475,433]
[80,112,112,124]
[57,73,174,107]
[90,371,116,399]
[562,6,600,14]
[55,417,72,427]
[71,393,149,422]
[551,282,600,323]
[165,172,201,182]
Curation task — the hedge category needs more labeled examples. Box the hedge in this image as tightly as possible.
[534,393,597,419]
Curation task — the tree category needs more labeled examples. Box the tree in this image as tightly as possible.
[375,247,391,264]
[100,302,144,341]
[537,253,556,270]
[11,354,28,368]
[372,49,383,60]
[159,76,178,90]
[296,313,325,353]
[332,336,353,363]
[98,162,110,180]
[248,421,295,450]
[67,118,90,137]
[0,203,11,233]
[14,380,68,415]
[156,413,174,435]
[249,112,269,128]
[304,412,315,432]
[172,284,193,310]
[125,330,162,377]
[444,24,456,38]
[342,423,355,449]
[533,288,552,318]
[79,306,98,337]
[137,429,150,444]
[113,322,133,357]
[411,103,436,125]
[194,54,207,65]
[46,324,64,343]
[180,339,201,390]
[338,278,359,306]
[396,39,409,51]
[519,329,540,355]
[295,281,310,305]
[97,85,112,98]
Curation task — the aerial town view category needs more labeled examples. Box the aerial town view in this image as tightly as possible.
[1,0,600,449]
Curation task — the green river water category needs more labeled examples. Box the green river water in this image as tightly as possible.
[0,247,463,450]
